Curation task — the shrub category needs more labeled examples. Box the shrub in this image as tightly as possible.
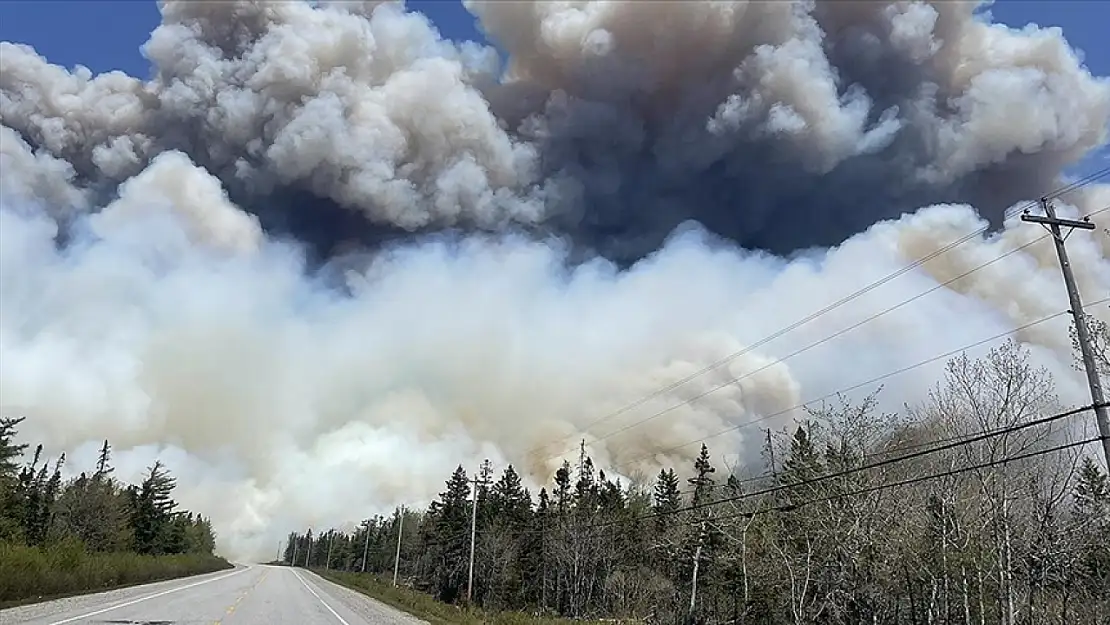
[0,541,232,605]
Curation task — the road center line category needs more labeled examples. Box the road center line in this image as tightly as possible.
[46,566,252,625]
[292,569,352,625]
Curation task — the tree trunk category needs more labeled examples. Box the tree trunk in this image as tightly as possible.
[977,564,986,625]
[961,566,971,625]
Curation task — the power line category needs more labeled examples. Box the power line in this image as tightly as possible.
[587,203,1106,462]
[671,402,1105,520]
[1003,166,1110,221]
[478,403,1103,540]
[299,404,1103,548]
[608,295,1109,473]
[706,435,1104,525]
[588,233,1056,456]
[655,405,1096,502]
[527,189,1110,466]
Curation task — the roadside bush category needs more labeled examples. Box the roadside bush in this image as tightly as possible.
[0,539,232,605]
[316,569,624,625]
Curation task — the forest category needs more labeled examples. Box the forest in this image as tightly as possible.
[285,334,1110,625]
[0,420,230,605]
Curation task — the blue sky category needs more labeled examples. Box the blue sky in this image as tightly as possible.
[1,0,1107,172]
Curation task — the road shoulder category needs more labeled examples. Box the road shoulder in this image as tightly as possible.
[301,569,431,625]
[0,564,250,624]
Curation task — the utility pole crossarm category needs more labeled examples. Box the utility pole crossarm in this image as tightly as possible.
[1020,212,1096,230]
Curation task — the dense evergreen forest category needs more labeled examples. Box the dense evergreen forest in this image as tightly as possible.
[287,338,1110,625]
[0,418,229,604]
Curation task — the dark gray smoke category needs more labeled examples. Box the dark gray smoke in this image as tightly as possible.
[3,0,1106,262]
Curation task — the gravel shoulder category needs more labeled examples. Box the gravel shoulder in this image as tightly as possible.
[0,565,427,625]
[299,569,430,625]
[0,564,250,624]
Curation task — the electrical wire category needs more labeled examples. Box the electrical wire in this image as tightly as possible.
[301,404,1104,545]
[703,435,1104,525]
[475,403,1104,539]
[669,402,1106,520]
[527,192,1110,466]
[606,295,1110,473]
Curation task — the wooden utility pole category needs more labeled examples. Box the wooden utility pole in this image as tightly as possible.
[361,519,372,573]
[467,472,490,603]
[291,536,298,567]
[393,506,405,587]
[764,429,777,478]
[687,465,716,623]
[325,531,335,570]
[689,520,706,623]
[1023,198,1110,467]
[304,533,312,567]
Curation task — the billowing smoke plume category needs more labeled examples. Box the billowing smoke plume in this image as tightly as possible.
[1,0,1108,561]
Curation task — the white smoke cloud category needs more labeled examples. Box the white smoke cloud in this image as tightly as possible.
[1,0,1109,562]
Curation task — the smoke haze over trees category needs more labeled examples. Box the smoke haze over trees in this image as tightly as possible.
[0,418,227,603]
[1,0,1109,560]
[286,342,1110,625]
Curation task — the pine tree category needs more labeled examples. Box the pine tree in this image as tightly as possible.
[574,441,599,517]
[94,440,113,481]
[652,468,681,530]
[491,464,532,527]
[17,447,48,545]
[53,469,132,552]
[547,460,567,507]
[1074,456,1109,518]
[529,487,553,611]
[780,424,824,498]
[429,465,472,603]
[0,417,29,540]
[1072,456,1110,597]
[0,417,27,479]
[130,461,179,555]
[284,532,298,564]
[477,458,495,522]
[36,454,65,544]
[724,473,743,497]
[690,443,716,507]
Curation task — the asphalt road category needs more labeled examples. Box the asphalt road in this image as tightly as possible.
[0,565,428,625]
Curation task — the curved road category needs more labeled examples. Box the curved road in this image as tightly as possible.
[0,565,427,625]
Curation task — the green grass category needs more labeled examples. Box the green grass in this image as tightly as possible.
[0,540,233,608]
[313,569,630,625]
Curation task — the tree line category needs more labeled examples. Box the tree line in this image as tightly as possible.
[286,338,1110,625]
[0,418,227,604]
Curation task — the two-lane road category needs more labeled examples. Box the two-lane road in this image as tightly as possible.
[0,565,427,625]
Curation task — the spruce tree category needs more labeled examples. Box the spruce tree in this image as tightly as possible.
[1072,456,1110,596]
[0,417,27,480]
[690,444,716,507]
[94,440,113,480]
[652,468,681,530]
[130,461,179,555]
[430,465,472,602]
[1074,456,1110,517]
[0,417,29,540]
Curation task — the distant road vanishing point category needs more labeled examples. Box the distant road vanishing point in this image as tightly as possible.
[0,565,426,625]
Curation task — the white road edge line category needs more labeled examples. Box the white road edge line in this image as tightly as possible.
[292,569,352,625]
[45,566,251,625]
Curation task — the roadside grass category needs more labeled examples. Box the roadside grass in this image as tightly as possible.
[313,568,625,625]
[0,540,233,608]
